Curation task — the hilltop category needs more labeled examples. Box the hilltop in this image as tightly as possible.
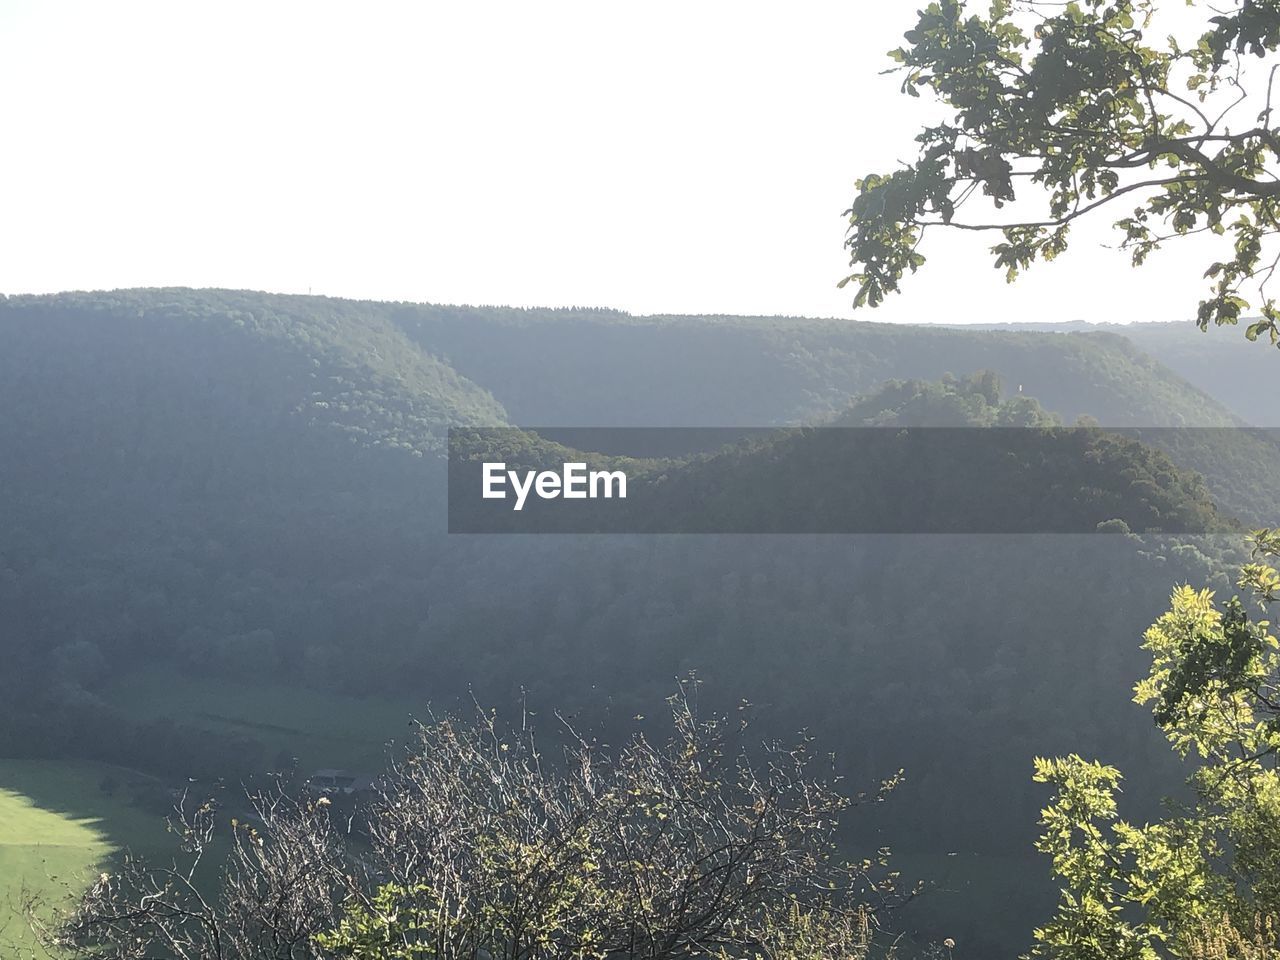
[388,302,1242,428]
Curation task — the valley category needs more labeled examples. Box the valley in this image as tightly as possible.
[1,289,1276,956]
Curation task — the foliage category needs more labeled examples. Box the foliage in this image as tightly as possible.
[713,901,879,960]
[316,894,881,960]
[634,374,1231,535]
[389,300,1248,430]
[1029,530,1280,958]
[845,0,1280,343]
[1,287,1267,953]
[1183,914,1280,959]
[57,685,909,960]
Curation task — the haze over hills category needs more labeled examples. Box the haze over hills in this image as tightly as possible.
[6,288,1254,432]
[950,317,1280,426]
[12,287,1271,524]
[454,376,1233,535]
[1,289,1268,552]
[0,287,1270,956]
[390,301,1247,429]
[389,299,1280,525]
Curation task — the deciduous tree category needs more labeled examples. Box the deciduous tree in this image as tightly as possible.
[845,0,1280,342]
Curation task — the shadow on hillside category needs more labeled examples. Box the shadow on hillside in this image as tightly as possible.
[0,758,187,950]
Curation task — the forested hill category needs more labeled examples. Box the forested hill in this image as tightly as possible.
[1117,321,1280,425]
[458,377,1231,535]
[388,302,1240,428]
[0,287,1260,956]
[0,288,505,771]
[951,318,1280,427]
[389,298,1280,526]
[0,289,508,452]
[12,287,1271,522]
[1,288,1240,434]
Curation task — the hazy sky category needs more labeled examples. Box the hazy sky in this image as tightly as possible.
[0,2,1224,323]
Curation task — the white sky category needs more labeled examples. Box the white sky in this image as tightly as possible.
[0,1,1226,323]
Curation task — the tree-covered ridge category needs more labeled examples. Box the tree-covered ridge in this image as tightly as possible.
[389,300,1242,429]
[3,287,1241,432]
[0,288,513,778]
[446,373,1232,534]
[387,297,1280,525]
[0,288,508,454]
[0,286,1258,953]
[939,318,1280,427]
[831,371,1061,426]
[1075,321,1280,429]
[624,374,1230,535]
[832,374,1280,531]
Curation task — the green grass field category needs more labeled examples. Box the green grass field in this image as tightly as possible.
[0,759,176,954]
[103,667,425,773]
[0,674,427,952]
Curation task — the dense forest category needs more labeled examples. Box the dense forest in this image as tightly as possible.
[956,319,1280,427]
[4,288,1277,955]
[11,0,1280,956]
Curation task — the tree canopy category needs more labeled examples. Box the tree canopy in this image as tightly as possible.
[845,0,1280,343]
[1027,530,1280,958]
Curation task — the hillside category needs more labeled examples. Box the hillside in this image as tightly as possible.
[451,377,1232,535]
[0,288,507,444]
[0,288,1264,956]
[389,303,1240,428]
[1119,321,1280,426]
[0,289,506,776]
[954,318,1280,427]
[643,377,1230,535]
[9,289,1236,435]
[383,301,1280,525]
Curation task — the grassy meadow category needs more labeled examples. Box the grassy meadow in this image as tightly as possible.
[0,759,176,954]
[102,667,425,774]
[0,673,422,951]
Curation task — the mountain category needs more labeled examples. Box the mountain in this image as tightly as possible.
[0,288,506,443]
[0,289,1253,722]
[950,317,1280,427]
[392,302,1280,525]
[7,289,1241,435]
[641,376,1230,535]
[0,288,1264,957]
[452,376,1232,536]
[389,303,1243,428]
[0,288,506,774]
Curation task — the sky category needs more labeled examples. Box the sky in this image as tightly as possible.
[0,1,1228,323]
